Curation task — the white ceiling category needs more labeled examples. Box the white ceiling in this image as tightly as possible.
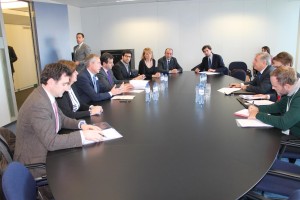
[51,0,195,8]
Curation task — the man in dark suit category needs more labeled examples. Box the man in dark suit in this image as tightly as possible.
[112,50,145,80]
[76,54,123,104]
[97,52,133,93]
[8,46,17,75]
[14,63,104,177]
[192,45,228,75]
[73,33,91,72]
[157,48,183,74]
[230,52,275,95]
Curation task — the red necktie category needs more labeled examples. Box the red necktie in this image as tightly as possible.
[277,95,281,102]
[52,102,59,133]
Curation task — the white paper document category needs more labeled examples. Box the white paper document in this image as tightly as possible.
[102,128,123,141]
[236,119,273,128]
[129,80,149,89]
[218,87,241,95]
[246,100,274,106]
[234,109,249,118]
[200,71,220,75]
[239,95,265,100]
[111,95,135,100]
[128,89,144,93]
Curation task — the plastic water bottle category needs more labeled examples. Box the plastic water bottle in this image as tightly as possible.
[164,74,168,88]
[200,73,207,88]
[152,82,159,101]
[195,84,200,103]
[145,83,151,102]
[198,83,205,106]
[160,73,164,81]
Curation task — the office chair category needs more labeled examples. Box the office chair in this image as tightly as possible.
[2,161,41,200]
[229,61,247,73]
[278,139,300,163]
[231,69,247,81]
[245,189,300,200]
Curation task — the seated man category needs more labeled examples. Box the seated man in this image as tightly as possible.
[255,52,299,101]
[97,52,133,93]
[192,45,228,75]
[14,63,104,177]
[248,67,300,137]
[112,50,145,80]
[230,52,275,96]
[157,48,182,74]
[76,54,124,104]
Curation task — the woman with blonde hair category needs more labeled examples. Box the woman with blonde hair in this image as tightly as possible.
[138,48,160,79]
[56,60,103,119]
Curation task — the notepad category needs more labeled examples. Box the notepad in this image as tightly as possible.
[129,80,149,89]
[234,109,249,118]
[246,100,274,106]
[239,95,265,100]
[200,71,220,75]
[128,89,144,93]
[236,119,273,128]
[218,87,241,95]
[111,95,135,100]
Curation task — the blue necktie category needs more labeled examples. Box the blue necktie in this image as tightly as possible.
[208,58,212,68]
[257,72,262,80]
[92,75,98,93]
[167,59,170,70]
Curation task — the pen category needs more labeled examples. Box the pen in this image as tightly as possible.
[99,133,106,137]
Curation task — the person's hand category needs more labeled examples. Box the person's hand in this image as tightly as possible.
[241,85,248,90]
[152,72,160,78]
[134,74,145,80]
[82,130,104,142]
[75,61,80,66]
[169,69,178,74]
[119,83,133,93]
[90,106,103,116]
[229,83,241,88]
[208,69,216,72]
[248,105,259,119]
[81,124,101,131]
[253,94,269,99]
[110,85,123,95]
[195,68,200,73]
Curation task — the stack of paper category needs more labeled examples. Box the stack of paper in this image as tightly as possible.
[218,87,241,95]
[234,109,249,118]
[239,95,264,100]
[246,100,274,106]
[200,71,220,75]
[111,95,135,100]
[129,80,149,89]
[128,89,144,93]
[236,119,273,128]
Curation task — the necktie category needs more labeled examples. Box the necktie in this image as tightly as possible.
[52,101,59,133]
[107,70,113,85]
[92,75,98,93]
[167,60,170,70]
[277,95,281,102]
[208,58,212,68]
[257,72,262,80]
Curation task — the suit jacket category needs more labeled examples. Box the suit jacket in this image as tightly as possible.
[73,43,91,72]
[138,59,158,80]
[76,68,111,104]
[56,84,91,119]
[245,65,275,94]
[112,60,136,80]
[97,68,126,93]
[193,53,228,75]
[14,86,82,175]
[157,56,182,74]
[8,46,17,74]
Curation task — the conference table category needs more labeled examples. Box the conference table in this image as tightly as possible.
[46,72,283,200]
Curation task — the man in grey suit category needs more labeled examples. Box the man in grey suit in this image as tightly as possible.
[73,33,91,72]
[14,63,104,177]
[97,52,133,93]
[157,48,183,74]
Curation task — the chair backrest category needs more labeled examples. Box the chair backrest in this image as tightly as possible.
[231,69,246,81]
[2,162,36,200]
[289,189,300,200]
[0,128,15,175]
[228,61,247,72]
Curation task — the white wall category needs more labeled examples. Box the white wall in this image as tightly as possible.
[76,0,300,71]
[68,5,82,51]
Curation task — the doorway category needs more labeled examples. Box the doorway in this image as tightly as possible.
[1,0,39,110]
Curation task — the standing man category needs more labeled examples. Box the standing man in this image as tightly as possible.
[14,63,104,176]
[157,48,183,74]
[192,45,228,74]
[73,33,91,72]
[230,52,275,95]
[8,46,17,75]
[248,67,300,137]
[112,50,145,80]
[76,54,123,104]
[97,52,133,93]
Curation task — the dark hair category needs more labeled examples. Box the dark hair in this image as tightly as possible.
[76,32,84,38]
[40,63,72,85]
[202,45,212,51]
[165,48,173,53]
[271,66,297,86]
[272,52,293,67]
[100,53,114,65]
[262,46,270,54]
[58,60,77,72]
[122,50,132,56]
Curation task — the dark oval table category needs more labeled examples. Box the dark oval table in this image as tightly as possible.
[47,72,283,200]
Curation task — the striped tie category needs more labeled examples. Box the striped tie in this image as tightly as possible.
[52,101,59,133]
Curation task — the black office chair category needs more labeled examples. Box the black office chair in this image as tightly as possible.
[245,189,300,200]
[231,69,247,81]
[229,61,247,73]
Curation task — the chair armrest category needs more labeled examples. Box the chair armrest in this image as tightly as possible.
[268,169,300,181]
[25,163,46,169]
[244,191,270,200]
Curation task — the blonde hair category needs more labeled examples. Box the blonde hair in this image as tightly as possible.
[141,48,154,60]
